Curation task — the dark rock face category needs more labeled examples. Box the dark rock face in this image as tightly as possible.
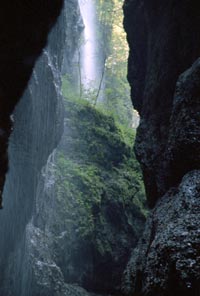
[167,58,200,186]
[123,171,200,296]
[0,0,63,207]
[123,0,200,207]
[123,1,200,295]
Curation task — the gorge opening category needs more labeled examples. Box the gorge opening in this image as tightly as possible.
[0,1,144,296]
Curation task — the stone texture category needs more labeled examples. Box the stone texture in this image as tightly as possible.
[4,222,94,296]
[0,0,63,207]
[0,1,66,295]
[167,58,200,186]
[122,170,200,296]
[0,1,97,296]
[123,0,200,207]
[123,1,200,295]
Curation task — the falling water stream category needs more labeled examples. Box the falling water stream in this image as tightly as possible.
[78,0,104,97]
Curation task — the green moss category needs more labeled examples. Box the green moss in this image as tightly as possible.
[54,97,147,256]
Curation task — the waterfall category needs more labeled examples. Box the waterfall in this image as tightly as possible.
[78,0,104,100]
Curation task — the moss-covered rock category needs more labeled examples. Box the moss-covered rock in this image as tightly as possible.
[52,98,147,295]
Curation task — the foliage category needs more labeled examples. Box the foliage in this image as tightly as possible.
[57,0,145,259]
[95,0,135,128]
[62,0,138,130]
[56,155,103,237]
[54,98,147,256]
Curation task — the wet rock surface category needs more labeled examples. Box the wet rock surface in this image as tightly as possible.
[0,1,66,295]
[123,171,200,296]
[0,0,63,206]
[123,1,200,295]
[123,0,200,207]
[167,58,200,186]
[4,222,95,296]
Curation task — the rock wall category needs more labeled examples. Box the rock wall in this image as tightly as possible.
[0,1,84,295]
[123,1,200,295]
[0,1,63,207]
[123,170,200,296]
[123,0,200,207]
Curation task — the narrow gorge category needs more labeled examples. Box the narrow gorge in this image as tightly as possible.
[0,1,199,296]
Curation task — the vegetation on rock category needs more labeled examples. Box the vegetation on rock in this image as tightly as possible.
[56,1,146,293]
[53,96,147,294]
